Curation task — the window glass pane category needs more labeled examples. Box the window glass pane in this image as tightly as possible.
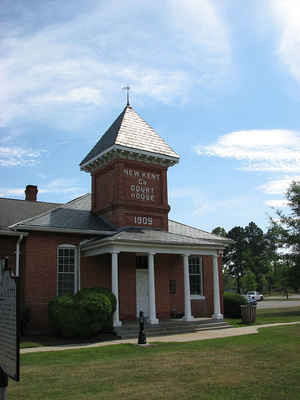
[58,273,75,296]
[190,275,201,295]
[169,280,176,294]
[57,247,75,296]
[189,264,200,274]
[188,256,202,295]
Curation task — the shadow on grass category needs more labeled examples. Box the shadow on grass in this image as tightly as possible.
[258,309,300,318]
[225,307,300,327]
[21,332,120,349]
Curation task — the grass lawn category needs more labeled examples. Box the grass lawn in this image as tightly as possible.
[10,324,300,400]
[225,306,300,327]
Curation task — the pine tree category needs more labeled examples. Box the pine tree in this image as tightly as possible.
[271,181,300,290]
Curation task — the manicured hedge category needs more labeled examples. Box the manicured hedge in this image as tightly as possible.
[224,292,248,318]
[48,287,116,338]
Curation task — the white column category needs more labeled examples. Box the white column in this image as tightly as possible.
[148,252,159,324]
[212,255,223,320]
[111,252,122,327]
[182,254,193,321]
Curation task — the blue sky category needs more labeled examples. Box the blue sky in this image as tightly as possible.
[1,0,300,233]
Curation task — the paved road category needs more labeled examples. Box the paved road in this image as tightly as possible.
[257,298,300,309]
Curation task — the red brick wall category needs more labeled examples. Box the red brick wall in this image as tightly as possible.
[155,254,171,319]
[119,253,136,320]
[81,254,111,290]
[23,232,114,331]
[23,232,83,330]
[91,159,170,230]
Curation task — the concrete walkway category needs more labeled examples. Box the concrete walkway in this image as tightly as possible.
[21,321,300,354]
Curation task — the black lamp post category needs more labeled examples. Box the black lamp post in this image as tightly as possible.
[138,311,146,344]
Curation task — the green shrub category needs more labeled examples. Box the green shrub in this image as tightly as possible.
[48,295,79,337]
[224,292,248,318]
[75,287,117,313]
[48,287,116,338]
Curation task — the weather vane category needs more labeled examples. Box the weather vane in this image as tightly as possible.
[122,85,130,106]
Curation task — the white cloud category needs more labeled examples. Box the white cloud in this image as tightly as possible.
[0,1,232,128]
[0,179,86,199]
[40,179,83,195]
[0,188,24,197]
[268,0,300,83]
[259,176,300,194]
[195,129,300,172]
[265,199,289,208]
[0,146,41,167]
[169,186,203,199]
[33,87,103,106]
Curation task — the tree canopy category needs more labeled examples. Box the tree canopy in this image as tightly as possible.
[270,181,300,291]
[212,222,276,293]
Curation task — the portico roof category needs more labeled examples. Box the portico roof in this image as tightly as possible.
[80,227,230,257]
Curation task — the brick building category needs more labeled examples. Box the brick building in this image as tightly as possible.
[0,105,230,332]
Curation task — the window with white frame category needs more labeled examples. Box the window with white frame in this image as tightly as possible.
[189,256,203,297]
[57,245,77,296]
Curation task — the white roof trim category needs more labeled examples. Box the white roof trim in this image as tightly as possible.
[81,236,226,257]
[82,242,220,257]
[12,226,115,235]
[80,144,179,171]
[0,230,29,237]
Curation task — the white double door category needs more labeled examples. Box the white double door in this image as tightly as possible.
[136,269,149,318]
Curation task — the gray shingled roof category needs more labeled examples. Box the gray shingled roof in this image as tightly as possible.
[83,227,227,248]
[13,207,114,232]
[0,198,61,228]
[64,193,92,211]
[10,193,114,232]
[168,220,231,243]
[80,105,179,167]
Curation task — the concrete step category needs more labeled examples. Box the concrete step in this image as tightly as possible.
[115,320,231,339]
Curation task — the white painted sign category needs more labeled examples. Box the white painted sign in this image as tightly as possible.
[124,168,161,203]
[134,216,153,225]
[0,259,19,381]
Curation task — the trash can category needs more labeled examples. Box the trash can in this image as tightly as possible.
[240,304,257,324]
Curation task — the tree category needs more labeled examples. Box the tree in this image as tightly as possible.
[211,226,227,237]
[240,270,257,293]
[243,222,271,291]
[270,181,300,291]
[220,222,275,294]
[223,226,248,293]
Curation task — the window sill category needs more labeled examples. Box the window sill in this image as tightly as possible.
[190,295,206,300]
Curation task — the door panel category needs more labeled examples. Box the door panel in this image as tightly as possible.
[136,270,149,317]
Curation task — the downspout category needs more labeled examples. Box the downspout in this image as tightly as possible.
[77,244,81,292]
[16,234,24,277]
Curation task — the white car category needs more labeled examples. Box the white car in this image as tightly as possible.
[247,291,264,301]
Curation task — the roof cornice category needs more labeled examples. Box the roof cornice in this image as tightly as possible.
[80,144,179,172]
[81,236,227,253]
[0,229,29,237]
[12,225,115,236]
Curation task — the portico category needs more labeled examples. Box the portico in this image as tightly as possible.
[80,230,225,327]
